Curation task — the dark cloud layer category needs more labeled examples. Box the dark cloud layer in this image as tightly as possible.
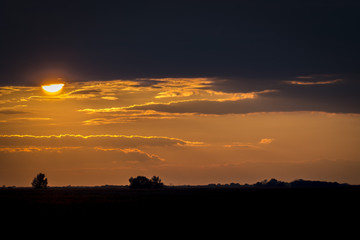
[208,74,360,114]
[1,0,359,114]
[130,83,360,114]
[1,0,360,85]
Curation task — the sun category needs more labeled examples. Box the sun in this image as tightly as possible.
[41,83,64,94]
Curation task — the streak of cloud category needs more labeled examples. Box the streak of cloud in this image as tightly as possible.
[0,134,205,148]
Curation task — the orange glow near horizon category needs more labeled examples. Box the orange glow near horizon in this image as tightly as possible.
[0,78,360,186]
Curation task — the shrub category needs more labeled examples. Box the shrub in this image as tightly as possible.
[129,176,164,189]
[31,173,48,189]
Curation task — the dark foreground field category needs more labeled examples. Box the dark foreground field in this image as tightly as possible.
[1,186,359,235]
[1,186,359,217]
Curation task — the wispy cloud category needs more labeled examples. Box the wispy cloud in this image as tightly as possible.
[259,138,275,144]
[78,89,274,116]
[101,96,118,100]
[80,109,200,125]
[225,138,275,149]
[0,105,29,115]
[0,146,80,153]
[284,79,343,85]
[0,134,205,148]
[83,110,200,125]
[295,76,313,79]
[0,109,28,114]
[0,134,204,164]
[0,146,165,163]
[94,147,165,162]
[224,143,260,149]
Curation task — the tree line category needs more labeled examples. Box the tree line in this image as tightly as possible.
[30,173,350,189]
[31,173,164,189]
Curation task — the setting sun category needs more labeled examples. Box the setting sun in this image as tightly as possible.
[41,83,64,93]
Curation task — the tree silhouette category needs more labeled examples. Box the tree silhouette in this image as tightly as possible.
[150,176,164,188]
[31,173,48,189]
[129,176,164,189]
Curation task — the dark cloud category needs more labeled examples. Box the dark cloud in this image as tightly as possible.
[204,74,360,114]
[132,79,164,87]
[69,89,102,95]
[129,84,360,114]
[1,0,359,85]
[1,0,359,113]
[0,110,28,115]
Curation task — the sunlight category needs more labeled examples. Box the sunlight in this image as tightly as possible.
[41,83,64,94]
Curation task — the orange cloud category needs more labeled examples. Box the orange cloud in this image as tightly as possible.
[0,146,166,165]
[0,134,205,148]
[0,105,29,115]
[224,143,259,149]
[0,146,81,152]
[78,90,274,115]
[81,109,200,125]
[225,138,275,148]
[259,138,275,144]
[94,147,165,162]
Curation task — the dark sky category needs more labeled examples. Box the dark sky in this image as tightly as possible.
[1,0,360,112]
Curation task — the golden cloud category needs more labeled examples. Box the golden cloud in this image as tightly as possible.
[224,143,260,149]
[94,147,165,162]
[81,109,199,125]
[0,134,204,148]
[259,138,275,144]
[0,146,166,163]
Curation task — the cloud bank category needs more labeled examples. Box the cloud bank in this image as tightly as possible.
[0,134,204,148]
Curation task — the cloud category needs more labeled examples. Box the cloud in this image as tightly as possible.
[0,105,29,114]
[8,117,52,121]
[0,86,23,96]
[81,109,199,125]
[259,138,275,144]
[78,89,274,117]
[68,89,102,95]
[224,138,275,149]
[74,79,276,123]
[0,146,165,164]
[0,109,28,114]
[0,134,202,165]
[94,147,165,162]
[210,75,360,114]
[224,143,260,149]
[119,90,360,115]
[295,76,313,79]
[122,95,276,114]
[82,117,134,125]
[0,134,204,148]
[2,76,360,126]
[101,96,118,100]
[0,146,80,153]
[284,79,343,85]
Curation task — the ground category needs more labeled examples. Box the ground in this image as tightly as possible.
[1,186,359,235]
[1,186,359,215]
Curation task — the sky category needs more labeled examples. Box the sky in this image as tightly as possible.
[1,0,360,186]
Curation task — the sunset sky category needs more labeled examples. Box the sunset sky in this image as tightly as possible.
[1,0,360,186]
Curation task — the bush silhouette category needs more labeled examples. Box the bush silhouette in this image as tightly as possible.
[150,176,164,188]
[31,173,48,189]
[129,176,164,189]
